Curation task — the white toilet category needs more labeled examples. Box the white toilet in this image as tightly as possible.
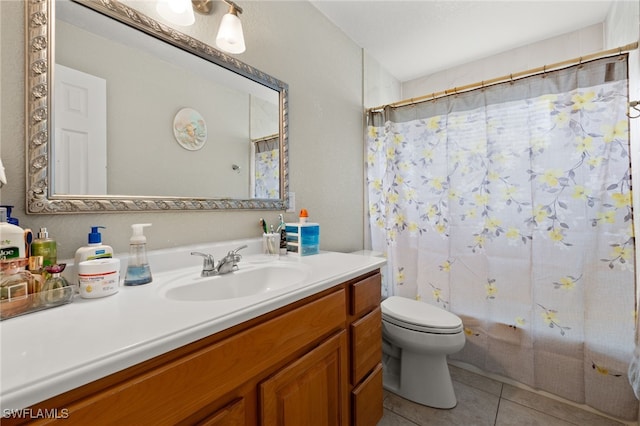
[381,296,465,409]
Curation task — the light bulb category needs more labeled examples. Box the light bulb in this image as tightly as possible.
[216,8,245,54]
[156,0,195,26]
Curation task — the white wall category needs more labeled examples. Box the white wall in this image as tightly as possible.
[400,0,639,102]
[0,1,364,258]
[605,0,639,48]
[402,23,605,99]
[363,51,401,109]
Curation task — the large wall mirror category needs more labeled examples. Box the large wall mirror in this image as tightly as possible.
[25,0,289,213]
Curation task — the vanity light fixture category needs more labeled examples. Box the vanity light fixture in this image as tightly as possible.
[159,0,246,54]
[214,0,246,54]
[156,0,195,26]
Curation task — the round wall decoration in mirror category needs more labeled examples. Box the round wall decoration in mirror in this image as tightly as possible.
[173,108,207,151]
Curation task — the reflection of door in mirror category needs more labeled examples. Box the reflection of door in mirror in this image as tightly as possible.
[54,64,107,195]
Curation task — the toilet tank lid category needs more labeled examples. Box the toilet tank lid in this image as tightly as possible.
[382,296,462,329]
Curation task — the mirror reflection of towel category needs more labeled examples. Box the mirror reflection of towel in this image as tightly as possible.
[0,157,6,186]
[628,345,640,399]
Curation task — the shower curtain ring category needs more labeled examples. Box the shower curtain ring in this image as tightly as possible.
[629,101,640,119]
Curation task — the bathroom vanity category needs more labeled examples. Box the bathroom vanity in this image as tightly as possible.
[0,240,385,425]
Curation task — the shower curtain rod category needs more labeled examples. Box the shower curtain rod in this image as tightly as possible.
[251,133,279,143]
[368,41,638,112]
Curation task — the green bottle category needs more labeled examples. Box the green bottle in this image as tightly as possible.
[31,227,57,267]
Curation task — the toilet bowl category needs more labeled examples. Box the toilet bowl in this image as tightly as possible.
[381,296,465,409]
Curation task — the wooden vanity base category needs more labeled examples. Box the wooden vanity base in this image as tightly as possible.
[6,271,382,426]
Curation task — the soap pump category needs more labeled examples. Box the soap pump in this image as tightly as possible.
[124,223,152,286]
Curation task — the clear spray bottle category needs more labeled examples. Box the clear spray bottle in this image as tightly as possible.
[124,223,152,286]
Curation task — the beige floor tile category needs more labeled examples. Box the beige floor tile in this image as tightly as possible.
[495,399,577,426]
[383,381,500,426]
[377,409,420,426]
[379,366,632,426]
[501,384,625,426]
[449,365,503,397]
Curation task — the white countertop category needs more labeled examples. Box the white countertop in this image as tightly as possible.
[0,239,385,411]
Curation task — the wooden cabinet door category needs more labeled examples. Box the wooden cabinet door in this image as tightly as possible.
[260,331,349,426]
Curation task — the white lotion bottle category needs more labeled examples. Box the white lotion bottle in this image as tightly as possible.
[0,207,25,260]
[124,223,152,286]
[74,226,113,287]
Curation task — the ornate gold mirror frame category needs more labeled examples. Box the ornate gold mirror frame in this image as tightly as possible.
[25,0,289,213]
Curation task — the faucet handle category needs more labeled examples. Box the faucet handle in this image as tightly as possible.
[228,245,248,262]
[221,245,247,271]
[191,251,216,275]
[230,245,248,255]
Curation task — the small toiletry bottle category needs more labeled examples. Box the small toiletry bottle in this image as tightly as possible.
[40,264,74,307]
[31,227,57,267]
[74,226,114,287]
[28,255,45,295]
[0,205,19,225]
[124,223,152,286]
[299,208,309,223]
[0,207,26,260]
[1,258,36,319]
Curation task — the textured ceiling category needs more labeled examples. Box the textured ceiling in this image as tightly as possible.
[310,0,614,82]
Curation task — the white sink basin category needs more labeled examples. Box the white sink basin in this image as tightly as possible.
[161,262,310,301]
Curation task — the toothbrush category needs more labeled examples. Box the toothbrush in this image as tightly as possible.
[260,218,268,234]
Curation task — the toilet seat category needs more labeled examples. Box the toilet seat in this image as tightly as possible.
[382,296,463,334]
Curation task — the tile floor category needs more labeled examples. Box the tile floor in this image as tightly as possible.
[378,364,633,426]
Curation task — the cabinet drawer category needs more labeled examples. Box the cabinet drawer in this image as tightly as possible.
[350,273,381,316]
[351,306,381,385]
[352,363,383,426]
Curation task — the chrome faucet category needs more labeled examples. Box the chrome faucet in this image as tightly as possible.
[191,245,247,277]
[191,251,217,276]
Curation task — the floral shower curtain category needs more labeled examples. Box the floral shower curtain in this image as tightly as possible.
[253,136,279,199]
[366,56,637,419]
